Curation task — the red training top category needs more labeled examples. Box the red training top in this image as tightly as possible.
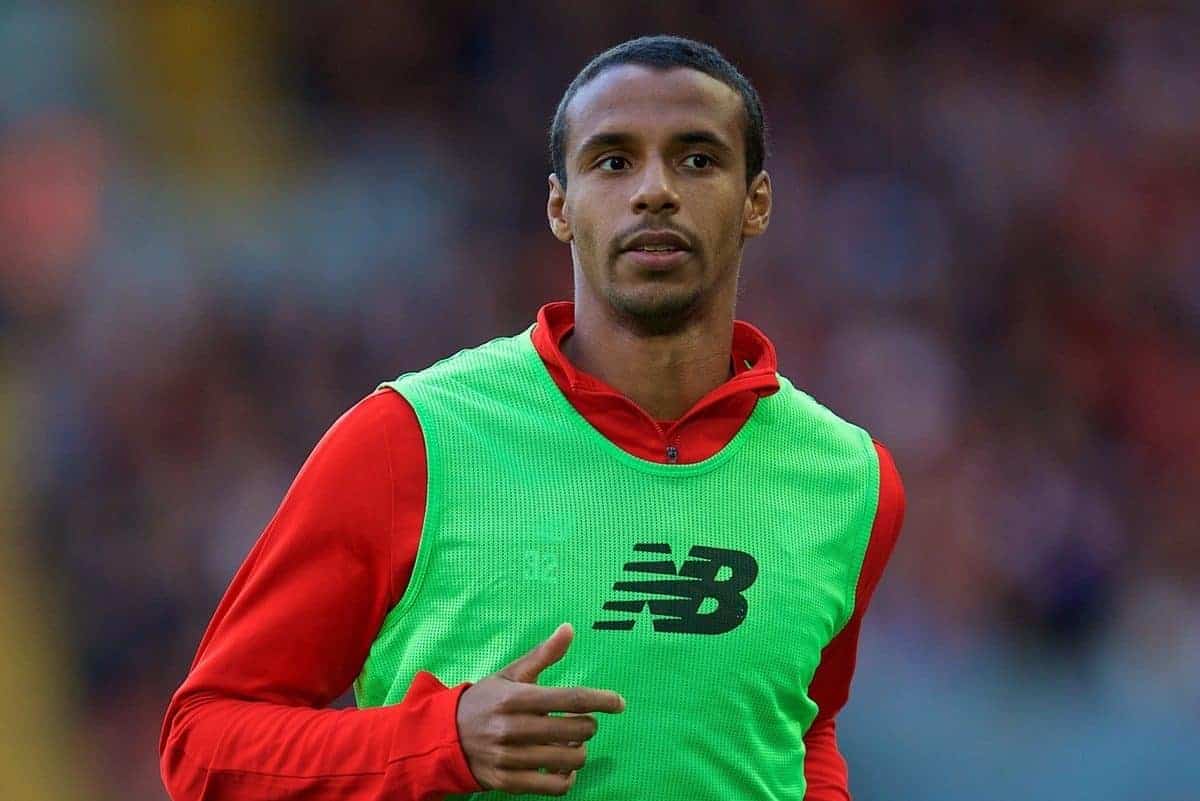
[159,301,905,800]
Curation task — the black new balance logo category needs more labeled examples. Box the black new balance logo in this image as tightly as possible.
[593,543,758,634]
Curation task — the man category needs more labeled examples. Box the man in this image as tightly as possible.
[160,35,904,800]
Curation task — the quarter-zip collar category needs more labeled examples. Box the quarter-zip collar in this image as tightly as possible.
[530,301,781,464]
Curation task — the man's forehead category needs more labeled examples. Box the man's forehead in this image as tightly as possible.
[566,65,743,147]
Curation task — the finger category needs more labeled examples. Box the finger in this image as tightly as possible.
[548,739,581,774]
[498,623,574,684]
[500,768,577,796]
[506,684,626,714]
[495,742,587,772]
[497,713,598,745]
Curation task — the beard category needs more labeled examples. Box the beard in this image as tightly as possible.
[572,225,738,335]
[602,276,706,336]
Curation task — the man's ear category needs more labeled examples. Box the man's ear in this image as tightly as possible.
[741,170,772,239]
[547,173,573,243]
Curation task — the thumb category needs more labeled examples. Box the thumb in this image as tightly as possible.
[498,622,574,683]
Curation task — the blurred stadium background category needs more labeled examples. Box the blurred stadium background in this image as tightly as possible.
[1,2,1198,799]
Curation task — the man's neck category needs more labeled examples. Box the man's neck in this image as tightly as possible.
[562,295,735,422]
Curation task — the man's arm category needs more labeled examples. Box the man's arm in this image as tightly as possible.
[159,390,482,801]
[803,440,906,800]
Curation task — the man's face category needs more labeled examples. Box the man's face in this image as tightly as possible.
[548,65,771,330]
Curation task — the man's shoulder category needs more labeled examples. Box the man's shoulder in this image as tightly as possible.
[316,389,420,458]
[767,374,876,462]
[378,326,536,395]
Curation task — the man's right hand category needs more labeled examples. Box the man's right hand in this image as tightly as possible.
[456,622,627,796]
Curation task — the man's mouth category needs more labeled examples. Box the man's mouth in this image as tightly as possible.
[622,229,692,253]
[622,247,690,269]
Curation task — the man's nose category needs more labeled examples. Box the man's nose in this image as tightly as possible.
[630,158,680,215]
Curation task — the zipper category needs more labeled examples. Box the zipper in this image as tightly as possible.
[651,417,679,464]
[571,377,770,466]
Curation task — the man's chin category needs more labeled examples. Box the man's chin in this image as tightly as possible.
[604,285,703,334]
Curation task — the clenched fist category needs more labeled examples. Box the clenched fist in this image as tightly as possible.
[456,623,627,795]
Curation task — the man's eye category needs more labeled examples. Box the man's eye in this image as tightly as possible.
[684,154,713,169]
[598,156,629,171]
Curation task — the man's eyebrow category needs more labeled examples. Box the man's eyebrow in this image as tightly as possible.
[575,130,735,159]
[575,131,635,158]
[675,130,735,155]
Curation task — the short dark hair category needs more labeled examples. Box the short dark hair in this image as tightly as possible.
[549,35,768,190]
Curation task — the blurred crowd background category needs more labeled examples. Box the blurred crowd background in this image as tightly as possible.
[1,2,1197,800]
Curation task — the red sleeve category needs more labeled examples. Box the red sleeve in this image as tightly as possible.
[158,390,483,801]
[802,440,905,800]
